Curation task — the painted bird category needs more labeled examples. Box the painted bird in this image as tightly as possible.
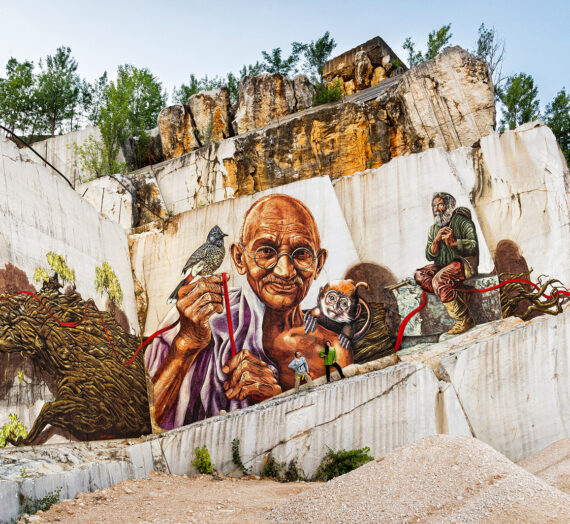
[167,225,228,304]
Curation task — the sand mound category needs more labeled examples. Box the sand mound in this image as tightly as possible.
[268,434,570,523]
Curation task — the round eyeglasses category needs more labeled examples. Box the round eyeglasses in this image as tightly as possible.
[239,243,317,271]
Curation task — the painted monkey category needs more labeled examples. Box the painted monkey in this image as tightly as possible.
[304,279,372,349]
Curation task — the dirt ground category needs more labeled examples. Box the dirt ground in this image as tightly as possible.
[20,472,310,524]
[20,435,570,524]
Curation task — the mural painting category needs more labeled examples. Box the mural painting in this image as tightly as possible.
[0,254,150,446]
[145,193,391,430]
[413,192,479,335]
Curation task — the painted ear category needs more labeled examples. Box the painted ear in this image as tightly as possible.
[354,302,362,319]
[230,243,247,275]
[315,248,328,276]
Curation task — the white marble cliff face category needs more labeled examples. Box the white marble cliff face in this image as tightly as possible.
[0,136,138,332]
[472,121,570,285]
[335,122,570,289]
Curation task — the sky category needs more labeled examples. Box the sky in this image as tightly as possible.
[0,0,568,108]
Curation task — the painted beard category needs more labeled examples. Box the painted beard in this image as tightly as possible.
[434,206,454,227]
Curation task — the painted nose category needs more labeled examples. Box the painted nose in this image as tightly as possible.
[273,252,296,279]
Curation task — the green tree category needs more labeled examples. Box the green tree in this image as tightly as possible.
[545,88,570,164]
[172,73,201,104]
[0,58,35,134]
[292,31,337,82]
[84,72,109,125]
[403,24,453,68]
[98,64,167,172]
[95,262,123,308]
[34,252,76,287]
[239,61,264,78]
[498,73,540,130]
[474,23,505,91]
[402,37,424,68]
[261,47,300,76]
[35,46,81,136]
[425,24,453,60]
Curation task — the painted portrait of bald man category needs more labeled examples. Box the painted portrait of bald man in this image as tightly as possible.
[145,194,357,428]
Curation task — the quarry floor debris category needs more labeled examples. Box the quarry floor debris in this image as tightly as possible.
[19,435,570,524]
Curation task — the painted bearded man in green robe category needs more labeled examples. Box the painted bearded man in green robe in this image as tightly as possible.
[414,192,479,335]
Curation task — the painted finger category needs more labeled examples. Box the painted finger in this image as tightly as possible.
[226,362,277,389]
[221,349,253,374]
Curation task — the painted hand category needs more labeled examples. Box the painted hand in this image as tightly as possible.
[174,275,224,359]
[441,229,457,247]
[222,349,282,401]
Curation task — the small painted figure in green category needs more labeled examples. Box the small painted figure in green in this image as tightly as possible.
[320,341,345,383]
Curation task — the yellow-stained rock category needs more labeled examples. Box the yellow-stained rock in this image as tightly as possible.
[188,87,231,145]
[232,74,312,135]
[157,105,199,159]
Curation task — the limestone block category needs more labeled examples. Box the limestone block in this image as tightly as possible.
[32,127,128,185]
[157,104,199,159]
[392,275,501,337]
[232,74,312,135]
[121,127,165,170]
[148,48,495,217]
[438,308,570,462]
[294,75,313,111]
[0,480,19,524]
[154,361,470,478]
[371,65,387,86]
[323,36,406,92]
[389,46,495,151]
[32,127,95,185]
[76,175,136,230]
[473,122,570,285]
[354,51,373,90]
[188,87,231,145]
[127,170,168,225]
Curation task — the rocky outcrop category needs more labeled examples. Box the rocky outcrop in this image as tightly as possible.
[232,74,312,135]
[76,175,137,230]
[143,47,494,218]
[323,36,406,95]
[389,46,495,151]
[188,87,232,145]
[122,127,165,170]
[157,105,199,159]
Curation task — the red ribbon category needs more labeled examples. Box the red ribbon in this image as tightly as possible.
[392,277,570,352]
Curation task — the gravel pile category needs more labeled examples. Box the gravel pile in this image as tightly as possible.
[519,437,570,495]
[268,434,570,523]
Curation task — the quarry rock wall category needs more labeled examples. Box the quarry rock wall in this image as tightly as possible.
[0,136,140,446]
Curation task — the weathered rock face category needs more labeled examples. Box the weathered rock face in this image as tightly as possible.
[157,105,199,159]
[187,87,231,145]
[232,74,312,135]
[323,36,406,95]
[32,126,127,184]
[76,175,136,230]
[472,121,570,285]
[390,46,495,151]
[145,47,494,218]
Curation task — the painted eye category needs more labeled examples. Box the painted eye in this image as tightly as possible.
[292,248,314,270]
[339,299,349,310]
[326,292,337,304]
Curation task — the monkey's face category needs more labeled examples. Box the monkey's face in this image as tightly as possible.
[321,290,353,322]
